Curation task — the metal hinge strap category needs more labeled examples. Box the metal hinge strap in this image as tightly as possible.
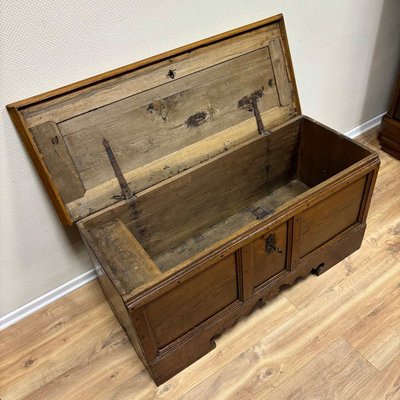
[103,137,134,200]
[252,98,270,136]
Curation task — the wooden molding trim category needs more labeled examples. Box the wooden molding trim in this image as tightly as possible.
[6,14,286,110]
[6,106,74,225]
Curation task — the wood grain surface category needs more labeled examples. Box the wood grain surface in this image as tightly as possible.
[1,128,398,399]
[89,219,161,296]
[7,15,300,226]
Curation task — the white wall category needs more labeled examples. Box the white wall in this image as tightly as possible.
[1,0,400,318]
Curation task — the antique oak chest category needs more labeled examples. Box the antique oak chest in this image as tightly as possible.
[7,14,380,385]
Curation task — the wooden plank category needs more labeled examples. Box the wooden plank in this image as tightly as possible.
[9,16,287,110]
[344,291,400,370]
[269,38,292,106]
[0,282,141,400]
[0,281,105,362]
[89,219,161,295]
[20,23,282,128]
[267,338,377,399]
[124,118,300,257]
[278,16,301,115]
[59,48,278,190]
[30,122,85,203]
[152,179,308,272]
[351,355,400,400]
[126,135,269,256]
[264,115,300,191]
[67,106,297,221]
[0,282,143,400]
[23,348,142,400]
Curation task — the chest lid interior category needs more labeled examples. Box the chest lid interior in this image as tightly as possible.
[7,14,300,225]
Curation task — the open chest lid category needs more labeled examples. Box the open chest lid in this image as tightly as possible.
[7,14,300,225]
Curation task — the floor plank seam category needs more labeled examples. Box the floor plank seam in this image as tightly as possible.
[344,337,380,372]
[341,287,400,345]
[265,337,379,400]
[281,293,302,311]
[259,338,341,395]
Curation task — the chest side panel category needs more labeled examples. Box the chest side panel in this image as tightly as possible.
[299,176,367,257]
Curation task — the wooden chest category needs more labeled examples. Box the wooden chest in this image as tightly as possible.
[7,14,380,385]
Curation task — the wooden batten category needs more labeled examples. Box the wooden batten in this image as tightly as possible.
[7,14,300,225]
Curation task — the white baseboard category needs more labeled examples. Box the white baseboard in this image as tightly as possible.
[0,269,97,331]
[0,112,386,331]
[345,112,385,139]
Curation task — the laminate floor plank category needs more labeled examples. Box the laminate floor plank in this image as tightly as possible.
[0,282,105,361]
[23,340,143,400]
[266,338,377,400]
[0,283,142,400]
[351,355,400,400]
[344,291,400,371]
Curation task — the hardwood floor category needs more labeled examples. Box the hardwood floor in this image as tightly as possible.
[1,128,399,400]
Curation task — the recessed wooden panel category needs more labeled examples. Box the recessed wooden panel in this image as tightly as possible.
[299,176,367,257]
[59,48,278,191]
[144,253,238,349]
[20,23,282,128]
[253,223,287,287]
